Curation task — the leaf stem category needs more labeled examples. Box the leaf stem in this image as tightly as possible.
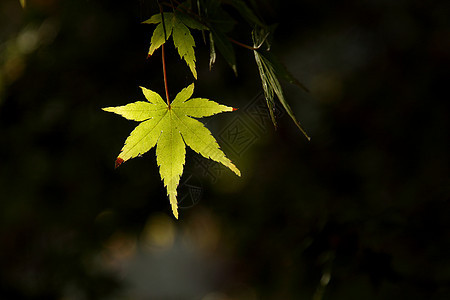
[158,0,171,107]
[162,43,170,107]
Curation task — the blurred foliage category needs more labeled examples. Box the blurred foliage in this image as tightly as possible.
[0,0,449,299]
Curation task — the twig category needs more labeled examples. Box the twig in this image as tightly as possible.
[228,37,260,51]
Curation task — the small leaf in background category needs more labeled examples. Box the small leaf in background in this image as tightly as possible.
[103,84,240,218]
[19,0,26,8]
[208,32,216,70]
[252,28,310,140]
[254,49,277,126]
[199,0,237,72]
[210,28,237,75]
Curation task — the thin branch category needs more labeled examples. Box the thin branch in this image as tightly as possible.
[228,37,260,51]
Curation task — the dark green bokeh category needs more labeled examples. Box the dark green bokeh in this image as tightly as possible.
[1,0,449,299]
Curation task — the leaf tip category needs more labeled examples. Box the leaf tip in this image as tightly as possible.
[115,157,124,169]
[232,65,238,76]
[232,107,239,111]
[296,123,311,141]
[229,163,241,177]
[169,194,179,219]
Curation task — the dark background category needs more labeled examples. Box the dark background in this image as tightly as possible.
[1,0,449,299]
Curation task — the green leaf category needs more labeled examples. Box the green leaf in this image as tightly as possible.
[19,0,26,8]
[172,18,198,79]
[254,50,277,126]
[103,84,240,219]
[147,13,174,56]
[252,29,310,139]
[145,12,203,79]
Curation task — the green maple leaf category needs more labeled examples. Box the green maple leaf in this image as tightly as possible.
[103,84,240,219]
[144,11,207,79]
